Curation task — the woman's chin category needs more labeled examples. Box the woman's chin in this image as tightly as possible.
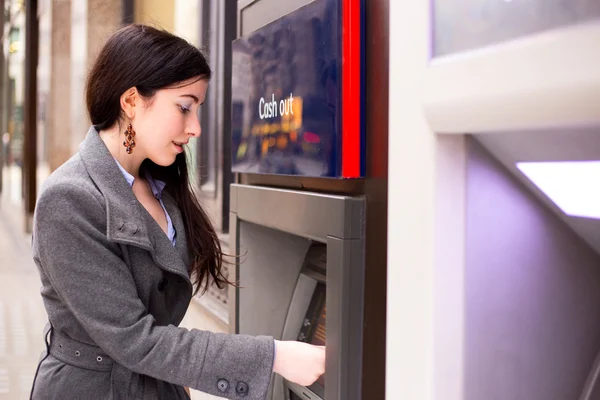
[149,154,178,167]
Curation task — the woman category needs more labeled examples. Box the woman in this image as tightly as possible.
[30,24,325,400]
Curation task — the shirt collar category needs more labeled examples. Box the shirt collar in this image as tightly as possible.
[114,158,135,188]
[113,158,167,199]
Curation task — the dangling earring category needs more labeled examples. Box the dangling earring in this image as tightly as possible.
[123,123,136,154]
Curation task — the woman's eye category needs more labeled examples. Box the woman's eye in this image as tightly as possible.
[179,105,191,113]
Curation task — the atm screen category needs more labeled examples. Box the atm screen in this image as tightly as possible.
[298,282,326,389]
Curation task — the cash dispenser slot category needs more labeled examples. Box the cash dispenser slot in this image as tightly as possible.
[281,244,327,400]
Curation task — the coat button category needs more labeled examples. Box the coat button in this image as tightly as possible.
[216,379,229,393]
[157,278,168,291]
[236,382,249,396]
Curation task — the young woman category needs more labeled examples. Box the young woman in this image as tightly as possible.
[30,24,325,400]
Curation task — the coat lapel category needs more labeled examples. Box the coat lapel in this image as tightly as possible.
[162,191,191,268]
[78,127,191,283]
[144,192,192,283]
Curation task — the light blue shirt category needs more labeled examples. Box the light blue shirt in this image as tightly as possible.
[114,159,176,246]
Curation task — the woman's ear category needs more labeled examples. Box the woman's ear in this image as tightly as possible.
[120,87,138,120]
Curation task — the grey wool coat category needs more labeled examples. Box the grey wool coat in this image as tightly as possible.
[30,127,275,400]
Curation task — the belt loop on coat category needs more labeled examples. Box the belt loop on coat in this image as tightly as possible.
[49,330,114,372]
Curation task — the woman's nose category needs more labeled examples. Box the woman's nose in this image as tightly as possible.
[188,116,201,138]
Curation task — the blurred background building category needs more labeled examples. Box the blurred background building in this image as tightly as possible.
[0,0,233,325]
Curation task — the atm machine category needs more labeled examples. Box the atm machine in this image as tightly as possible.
[229,1,386,399]
[229,186,364,400]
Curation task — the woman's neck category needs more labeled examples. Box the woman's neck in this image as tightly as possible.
[99,124,144,180]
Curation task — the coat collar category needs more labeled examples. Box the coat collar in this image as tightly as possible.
[79,126,191,283]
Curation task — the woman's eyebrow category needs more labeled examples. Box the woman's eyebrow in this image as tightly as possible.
[180,94,199,103]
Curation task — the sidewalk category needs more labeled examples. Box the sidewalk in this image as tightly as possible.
[0,197,46,399]
[0,195,224,399]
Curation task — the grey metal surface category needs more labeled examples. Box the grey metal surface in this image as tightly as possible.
[238,0,314,36]
[285,381,321,400]
[276,237,365,400]
[275,273,320,400]
[230,184,364,241]
[228,211,239,335]
[280,274,319,341]
[236,221,312,338]
[325,237,364,400]
[229,185,239,216]
[229,184,366,400]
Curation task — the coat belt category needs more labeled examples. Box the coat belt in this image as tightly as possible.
[49,329,114,372]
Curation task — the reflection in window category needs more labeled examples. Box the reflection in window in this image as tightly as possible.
[433,0,600,57]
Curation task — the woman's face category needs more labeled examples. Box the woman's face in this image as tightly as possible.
[133,78,208,166]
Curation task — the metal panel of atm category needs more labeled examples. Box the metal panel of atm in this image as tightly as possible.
[230,185,364,400]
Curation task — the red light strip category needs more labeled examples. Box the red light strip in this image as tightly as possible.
[342,0,361,178]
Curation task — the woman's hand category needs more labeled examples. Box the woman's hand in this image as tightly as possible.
[272,340,326,387]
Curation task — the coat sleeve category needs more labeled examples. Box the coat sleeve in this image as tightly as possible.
[33,182,275,400]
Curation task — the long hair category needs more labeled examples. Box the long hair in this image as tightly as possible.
[85,24,229,295]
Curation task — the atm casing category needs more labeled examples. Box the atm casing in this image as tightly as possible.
[229,184,365,400]
[230,1,380,399]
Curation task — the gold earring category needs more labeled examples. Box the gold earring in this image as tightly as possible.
[123,123,136,154]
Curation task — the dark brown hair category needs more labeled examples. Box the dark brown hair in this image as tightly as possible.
[86,24,229,295]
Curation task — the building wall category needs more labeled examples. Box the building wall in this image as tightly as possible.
[173,0,200,46]
[48,0,71,172]
[38,0,51,166]
[69,0,87,155]
[87,0,122,71]
[388,3,600,398]
[134,0,175,31]
[71,0,121,156]
[387,0,441,397]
